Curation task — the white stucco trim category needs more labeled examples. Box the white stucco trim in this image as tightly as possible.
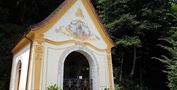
[57,44,100,90]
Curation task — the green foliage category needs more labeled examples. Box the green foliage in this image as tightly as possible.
[48,84,61,90]
[95,0,174,89]
[116,36,141,47]
[157,3,177,90]
[104,88,109,90]
[105,14,137,30]
[115,84,121,90]
[171,3,177,19]
[157,41,177,90]
[0,0,176,90]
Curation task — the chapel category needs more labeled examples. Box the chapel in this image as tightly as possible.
[10,0,115,90]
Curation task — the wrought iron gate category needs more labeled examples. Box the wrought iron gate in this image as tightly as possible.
[63,79,92,90]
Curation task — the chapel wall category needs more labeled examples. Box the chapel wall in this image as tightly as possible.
[9,44,30,90]
[39,43,110,89]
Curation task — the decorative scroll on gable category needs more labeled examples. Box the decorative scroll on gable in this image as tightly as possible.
[55,20,100,41]
[55,8,100,41]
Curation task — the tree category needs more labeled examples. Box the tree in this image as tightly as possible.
[0,0,176,89]
[94,0,173,89]
[157,3,177,90]
[0,0,64,89]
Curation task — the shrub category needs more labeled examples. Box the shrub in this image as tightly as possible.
[48,84,61,90]
[115,84,121,90]
[104,88,109,90]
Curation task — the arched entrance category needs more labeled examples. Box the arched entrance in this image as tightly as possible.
[15,61,22,90]
[63,51,92,90]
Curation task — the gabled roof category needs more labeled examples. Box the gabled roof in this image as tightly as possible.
[11,0,115,54]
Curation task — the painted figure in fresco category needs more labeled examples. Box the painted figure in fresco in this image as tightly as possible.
[56,20,100,41]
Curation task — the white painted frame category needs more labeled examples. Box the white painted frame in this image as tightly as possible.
[57,45,99,90]
[14,60,22,90]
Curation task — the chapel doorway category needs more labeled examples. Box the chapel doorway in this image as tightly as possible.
[63,51,92,90]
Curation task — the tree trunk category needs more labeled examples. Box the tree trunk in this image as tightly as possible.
[130,46,137,77]
[139,59,143,90]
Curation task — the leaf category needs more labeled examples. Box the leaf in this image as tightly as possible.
[116,36,141,47]
[137,20,162,30]
[105,13,136,29]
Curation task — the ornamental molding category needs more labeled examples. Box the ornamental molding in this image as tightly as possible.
[55,20,100,41]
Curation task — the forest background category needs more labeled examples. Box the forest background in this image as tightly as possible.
[0,0,177,90]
